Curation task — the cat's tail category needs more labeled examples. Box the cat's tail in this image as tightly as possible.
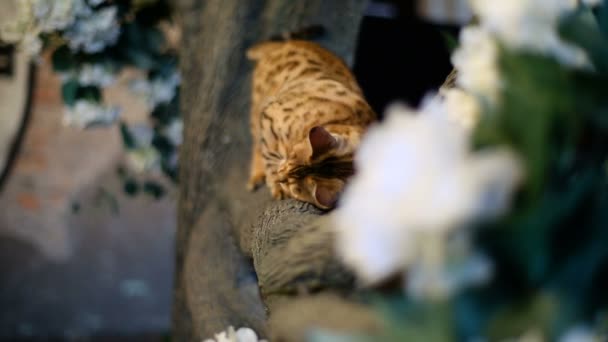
[246,25,326,61]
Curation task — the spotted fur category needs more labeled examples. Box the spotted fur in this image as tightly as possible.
[247,40,376,209]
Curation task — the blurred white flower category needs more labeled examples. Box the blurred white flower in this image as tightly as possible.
[164,119,183,146]
[407,247,493,299]
[202,326,266,342]
[1,0,90,43]
[470,0,589,67]
[32,0,77,32]
[125,123,159,173]
[440,88,482,131]
[21,32,43,56]
[128,123,155,148]
[78,64,116,87]
[334,98,522,287]
[559,325,600,342]
[0,1,33,43]
[63,100,120,128]
[64,5,120,53]
[126,147,160,173]
[130,72,181,109]
[1,0,120,55]
[451,26,501,103]
[59,63,116,87]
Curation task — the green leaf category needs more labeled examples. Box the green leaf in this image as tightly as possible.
[123,178,140,196]
[143,181,165,199]
[134,0,172,26]
[119,122,136,149]
[61,82,103,107]
[127,49,159,69]
[475,50,578,201]
[152,133,173,156]
[594,0,608,38]
[440,30,458,55]
[589,106,608,129]
[52,45,76,72]
[61,80,79,106]
[77,86,102,103]
[486,293,558,340]
[144,27,165,54]
[560,7,608,73]
[121,23,161,69]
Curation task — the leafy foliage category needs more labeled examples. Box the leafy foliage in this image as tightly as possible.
[323,3,608,341]
[39,0,180,198]
[450,4,608,340]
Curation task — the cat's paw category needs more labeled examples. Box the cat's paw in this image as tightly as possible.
[270,184,286,200]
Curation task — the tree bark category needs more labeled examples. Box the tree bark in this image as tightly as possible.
[174,1,372,340]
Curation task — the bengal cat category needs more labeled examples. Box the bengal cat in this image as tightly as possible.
[247,39,376,209]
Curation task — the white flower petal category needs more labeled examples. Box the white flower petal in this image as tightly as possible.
[64,5,120,53]
[126,147,160,173]
[165,119,184,146]
[451,26,501,103]
[334,95,522,290]
[78,63,115,87]
[470,0,589,67]
[130,72,181,109]
[235,327,258,342]
[63,100,120,128]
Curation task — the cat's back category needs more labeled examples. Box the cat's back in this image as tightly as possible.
[247,40,361,96]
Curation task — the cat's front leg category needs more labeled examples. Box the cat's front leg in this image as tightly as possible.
[247,142,266,190]
[266,172,287,200]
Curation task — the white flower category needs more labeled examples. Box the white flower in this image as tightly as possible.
[439,88,482,131]
[407,248,493,299]
[64,5,120,53]
[202,326,266,342]
[2,0,120,53]
[470,0,589,67]
[451,26,501,103]
[124,123,160,173]
[334,98,522,287]
[126,147,160,173]
[559,325,599,342]
[0,0,79,44]
[21,32,43,56]
[59,63,116,87]
[63,100,120,128]
[32,0,77,32]
[164,119,183,146]
[130,72,181,109]
[78,63,116,87]
[128,123,155,148]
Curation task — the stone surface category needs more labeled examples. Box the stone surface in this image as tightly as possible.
[0,55,175,339]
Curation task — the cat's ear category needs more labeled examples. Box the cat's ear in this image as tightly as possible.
[309,126,337,159]
[314,185,339,209]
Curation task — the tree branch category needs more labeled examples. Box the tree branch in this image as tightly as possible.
[174,1,369,339]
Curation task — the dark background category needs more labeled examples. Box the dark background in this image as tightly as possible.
[354,0,457,115]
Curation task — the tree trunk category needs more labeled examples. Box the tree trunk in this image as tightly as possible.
[173,0,376,340]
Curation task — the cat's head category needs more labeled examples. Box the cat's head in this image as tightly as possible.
[276,126,357,209]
